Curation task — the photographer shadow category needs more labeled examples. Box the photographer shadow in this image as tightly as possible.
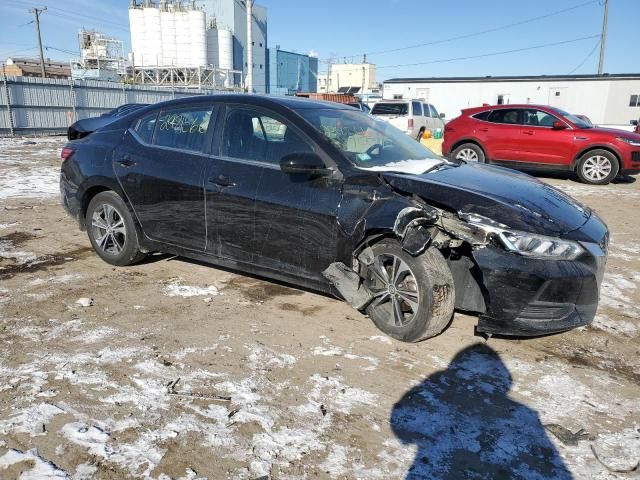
[391,343,572,479]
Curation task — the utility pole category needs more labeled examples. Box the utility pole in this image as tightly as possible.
[246,0,253,93]
[597,0,609,75]
[30,7,47,78]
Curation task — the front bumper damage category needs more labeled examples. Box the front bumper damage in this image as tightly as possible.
[324,201,608,337]
[472,242,606,336]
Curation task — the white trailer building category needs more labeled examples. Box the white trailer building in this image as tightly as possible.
[383,74,640,129]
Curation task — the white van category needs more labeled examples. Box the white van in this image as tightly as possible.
[371,99,445,140]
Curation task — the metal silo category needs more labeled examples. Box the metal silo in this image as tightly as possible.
[174,10,190,67]
[143,6,162,66]
[128,7,145,67]
[218,29,234,71]
[160,9,177,66]
[188,9,207,67]
[206,27,219,67]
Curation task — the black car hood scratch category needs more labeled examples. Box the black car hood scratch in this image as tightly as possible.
[381,162,592,236]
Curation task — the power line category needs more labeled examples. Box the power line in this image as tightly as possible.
[568,39,601,74]
[338,0,600,59]
[323,34,600,74]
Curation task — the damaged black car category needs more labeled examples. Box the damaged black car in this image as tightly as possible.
[60,94,609,342]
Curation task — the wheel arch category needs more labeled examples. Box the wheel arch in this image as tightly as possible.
[450,138,487,158]
[78,179,132,231]
[571,145,622,170]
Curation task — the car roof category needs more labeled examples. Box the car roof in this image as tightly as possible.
[465,104,559,112]
[143,94,354,111]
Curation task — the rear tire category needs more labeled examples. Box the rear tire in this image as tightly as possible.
[364,240,455,342]
[451,142,485,163]
[86,191,146,266]
[576,149,619,185]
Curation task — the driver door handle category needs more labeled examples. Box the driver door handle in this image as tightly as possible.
[522,130,534,135]
[478,127,489,133]
[209,175,235,188]
[116,155,136,167]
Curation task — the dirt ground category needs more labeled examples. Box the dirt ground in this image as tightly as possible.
[0,136,638,479]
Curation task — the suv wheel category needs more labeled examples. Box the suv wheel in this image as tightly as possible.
[364,240,455,342]
[86,191,146,266]
[576,150,619,185]
[452,143,485,163]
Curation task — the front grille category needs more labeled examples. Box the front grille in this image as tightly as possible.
[632,151,640,163]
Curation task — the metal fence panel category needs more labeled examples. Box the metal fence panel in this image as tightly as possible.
[0,76,225,136]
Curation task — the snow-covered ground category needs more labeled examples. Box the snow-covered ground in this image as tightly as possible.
[0,136,638,479]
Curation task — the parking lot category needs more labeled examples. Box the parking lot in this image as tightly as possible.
[0,136,638,479]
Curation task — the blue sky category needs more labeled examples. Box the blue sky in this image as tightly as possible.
[1,0,638,81]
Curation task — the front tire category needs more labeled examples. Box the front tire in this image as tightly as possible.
[576,150,619,185]
[364,240,455,342]
[451,142,485,163]
[86,191,146,266]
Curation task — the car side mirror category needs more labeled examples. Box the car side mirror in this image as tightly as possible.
[552,121,568,130]
[631,120,639,126]
[439,113,445,119]
[280,152,332,176]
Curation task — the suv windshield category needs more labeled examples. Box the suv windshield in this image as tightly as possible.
[371,103,408,115]
[296,108,444,175]
[552,108,592,129]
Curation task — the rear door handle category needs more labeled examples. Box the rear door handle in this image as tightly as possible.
[522,130,534,135]
[116,155,136,167]
[209,175,235,188]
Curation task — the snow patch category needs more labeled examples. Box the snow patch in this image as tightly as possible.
[163,282,220,297]
[0,449,68,479]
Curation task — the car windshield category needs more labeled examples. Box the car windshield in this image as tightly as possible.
[552,108,593,129]
[296,107,445,175]
[371,103,408,115]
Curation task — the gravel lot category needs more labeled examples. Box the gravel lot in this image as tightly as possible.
[0,136,638,479]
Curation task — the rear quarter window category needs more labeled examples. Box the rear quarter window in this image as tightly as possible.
[472,111,491,121]
[134,112,158,144]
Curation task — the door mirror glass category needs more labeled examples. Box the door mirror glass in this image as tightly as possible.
[280,152,331,176]
[439,112,446,119]
[552,121,568,130]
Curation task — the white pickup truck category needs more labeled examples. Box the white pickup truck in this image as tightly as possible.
[371,99,445,140]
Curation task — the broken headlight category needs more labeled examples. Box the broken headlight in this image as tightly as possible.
[460,213,585,260]
[497,231,584,260]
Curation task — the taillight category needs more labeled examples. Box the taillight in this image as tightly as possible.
[408,118,414,130]
[60,146,74,161]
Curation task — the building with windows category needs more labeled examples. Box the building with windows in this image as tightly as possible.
[383,74,640,127]
[266,47,318,94]
[323,63,376,94]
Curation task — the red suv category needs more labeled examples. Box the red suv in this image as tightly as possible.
[442,104,640,184]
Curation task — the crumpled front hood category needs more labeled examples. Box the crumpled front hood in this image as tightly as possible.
[382,163,591,236]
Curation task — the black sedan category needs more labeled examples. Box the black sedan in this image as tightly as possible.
[60,94,608,342]
[67,103,149,140]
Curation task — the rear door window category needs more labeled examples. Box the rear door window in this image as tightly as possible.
[371,103,408,115]
[154,107,213,153]
[487,109,521,125]
[412,101,423,116]
[134,112,158,144]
